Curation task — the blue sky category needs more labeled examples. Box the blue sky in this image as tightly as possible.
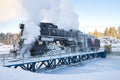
[0,0,120,33]
[72,0,120,32]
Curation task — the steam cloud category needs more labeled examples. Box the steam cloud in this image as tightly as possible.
[20,0,79,30]
[21,20,40,44]
[58,0,79,30]
[20,0,79,44]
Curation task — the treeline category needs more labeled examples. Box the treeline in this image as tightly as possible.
[1,26,120,44]
[0,33,19,45]
[90,26,120,39]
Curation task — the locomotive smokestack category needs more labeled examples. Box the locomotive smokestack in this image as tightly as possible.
[19,23,24,36]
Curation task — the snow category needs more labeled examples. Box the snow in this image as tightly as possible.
[112,47,120,52]
[0,42,4,46]
[47,56,120,74]
[99,36,120,52]
[0,44,12,54]
[0,66,120,80]
[1,47,120,80]
[100,36,120,47]
[1,55,120,80]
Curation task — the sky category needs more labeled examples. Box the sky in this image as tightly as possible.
[0,0,120,33]
[72,0,120,32]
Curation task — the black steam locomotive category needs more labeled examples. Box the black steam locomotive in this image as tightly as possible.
[12,22,100,56]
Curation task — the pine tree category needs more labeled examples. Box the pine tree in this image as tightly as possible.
[117,26,120,39]
[104,27,109,36]
[109,27,117,38]
[93,29,98,37]
[0,33,19,45]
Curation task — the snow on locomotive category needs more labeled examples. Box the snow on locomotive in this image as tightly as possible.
[11,22,100,57]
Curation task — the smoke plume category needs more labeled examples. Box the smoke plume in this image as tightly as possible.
[20,0,79,45]
[20,0,79,30]
[58,0,79,30]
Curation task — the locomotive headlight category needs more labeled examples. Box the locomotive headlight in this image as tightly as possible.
[38,41,43,45]
[56,41,61,46]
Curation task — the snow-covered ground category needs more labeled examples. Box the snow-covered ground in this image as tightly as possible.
[1,55,120,80]
[1,44,120,80]
[0,43,12,54]
[0,42,4,46]
[0,47,10,54]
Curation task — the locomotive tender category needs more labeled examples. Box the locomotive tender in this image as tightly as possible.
[14,22,100,56]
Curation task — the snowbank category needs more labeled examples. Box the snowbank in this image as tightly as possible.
[99,36,120,52]
[0,42,4,46]
[0,42,12,50]
[0,45,12,54]
[99,36,120,47]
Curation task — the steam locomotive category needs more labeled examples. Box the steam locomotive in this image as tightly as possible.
[11,22,100,57]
